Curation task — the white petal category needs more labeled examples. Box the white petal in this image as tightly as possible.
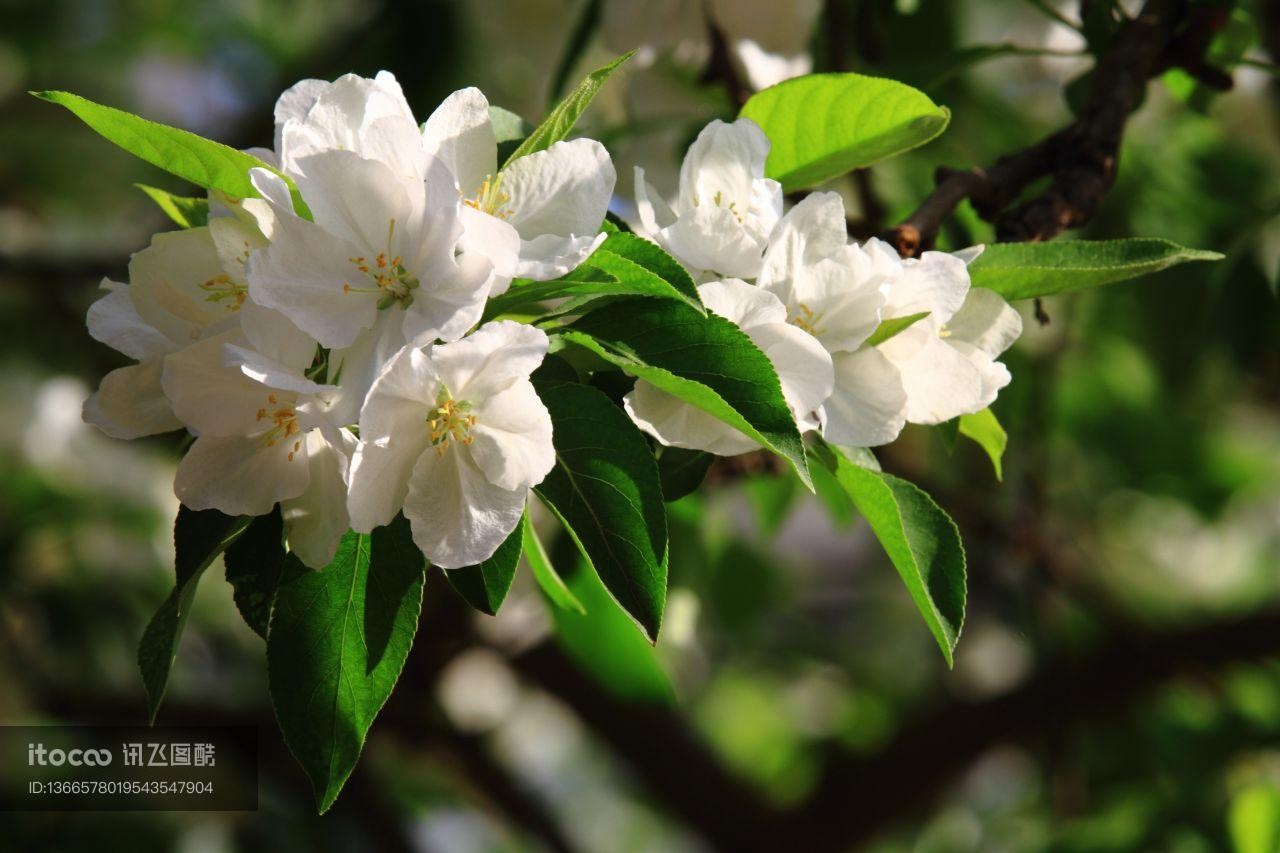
[403,444,528,569]
[422,87,497,195]
[821,347,908,447]
[281,428,354,568]
[238,299,317,372]
[347,346,437,532]
[83,359,181,439]
[291,150,414,252]
[502,138,615,253]
[129,228,241,346]
[662,205,763,279]
[401,249,493,343]
[175,432,311,516]
[326,310,410,426]
[514,232,606,280]
[279,72,422,177]
[758,192,849,300]
[459,205,521,281]
[679,118,770,214]
[469,381,554,490]
[950,341,1012,412]
[430,321,549,402]
[161,332,284,437]
[273,78,327,153]
[951,244,985,266]
[697,278,787,328]
[893,336,986,425]
[887,250,971,325]
[86,279,174,361]
[624,380,760,456]
[246,198,377,349]
[633,166,677,235]
[748,322,834,434]
[223,344,332,396]
[945,287,1022,358]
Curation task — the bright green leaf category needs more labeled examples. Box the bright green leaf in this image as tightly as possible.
[138,507,250,722]
[136,184,209,228]
[523,513,585,614]
[445,518,523,615]
[958,407,1008,481]
[34,90,309,217]
[1230,784,1280,853]
[865,311,930,347]
[502,51,633,167]
[562,298,812,488]
[268,517,426,813]
[966,238,1224,300]
[814,442,966,665]
[223,509,286,640]
[739,73,950,191]
[578,232,704,312]
[532,380,668,640]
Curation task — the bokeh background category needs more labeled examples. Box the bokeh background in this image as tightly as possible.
[1,0,1278,850]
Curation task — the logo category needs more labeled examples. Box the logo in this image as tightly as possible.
[27,744,113,767]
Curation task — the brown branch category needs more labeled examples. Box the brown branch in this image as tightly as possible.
[884,0,1216,256]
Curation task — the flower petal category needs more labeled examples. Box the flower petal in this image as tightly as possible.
[403,442,527,569]
[86,279,174,361]
[422,87,497,195]
[469,381,554,491]
[83,359,182,439]
[662,204,763,279]
[633,166,677,235]
[821,347,908,448]
[175,432,311,516]
[748,321,833,434]
[945,287,1023,358]
[696,278,787,328]
[430,320,549,403]
[281,428,354,569]
[887,250,971,325]
[501,139,615,271]
[893,336,986,425]
[129,228,241,346]
[161,332,283,437]
[679,118,770,214]
[624,379,759,456]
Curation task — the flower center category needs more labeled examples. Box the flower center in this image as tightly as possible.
[256,393,303,460]
[788,302,824,336]
[462,173,514,219]
[695,189,743,223]
[200,274,248,311]
[342,219,419,309]
[427,390,476,457]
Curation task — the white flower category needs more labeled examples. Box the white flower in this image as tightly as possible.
[422,87,616,282]
[634,118,782,280]
[273,71,425,181]
[624,279,832,455]
[709,0,821,90]
[246,151,494,352]
[876,248,1022,425]
[751,192,906,448]
[162,331,354,568]
[347,321,554,569]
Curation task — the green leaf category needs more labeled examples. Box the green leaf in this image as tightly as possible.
[865,311,930,347]
[532,380,668,640]
[136,184,209,228]
[657,447,715,502]
[578,232,704,312]
[223,508,287,640]
[502,51,634,167]
[445,518,523,615]
[966,239,1224,300]
[543,536,673,704]
[739,73,950,191]
[562,298,812,488]
[138,507,250,722]
[34,90,309,217]
[523,513,584,614]
[1230,784,1280,853]
[814,442,966,665]
[268,517,426,813]
[489,104,533,166]
[958,407,1007,481]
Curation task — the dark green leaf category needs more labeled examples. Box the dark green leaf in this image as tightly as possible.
[502,51,634,167]
[223,508,286,640]
[562,298,812,488]
[865,311,930,347]
[136,184,209,228]
[657,447,715,502]
[523,512,584,614]
[139,507,250,722]
[966,239,1224,300]
[739,73,950,191]
[445,518,523,615]
[532,380,667,640]
[268,517,426,813]
[814,443,966,665]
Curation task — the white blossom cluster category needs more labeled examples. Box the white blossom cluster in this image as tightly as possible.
[84,73,1020,571]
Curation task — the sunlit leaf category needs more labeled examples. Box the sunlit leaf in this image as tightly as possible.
[503,51,633,167]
